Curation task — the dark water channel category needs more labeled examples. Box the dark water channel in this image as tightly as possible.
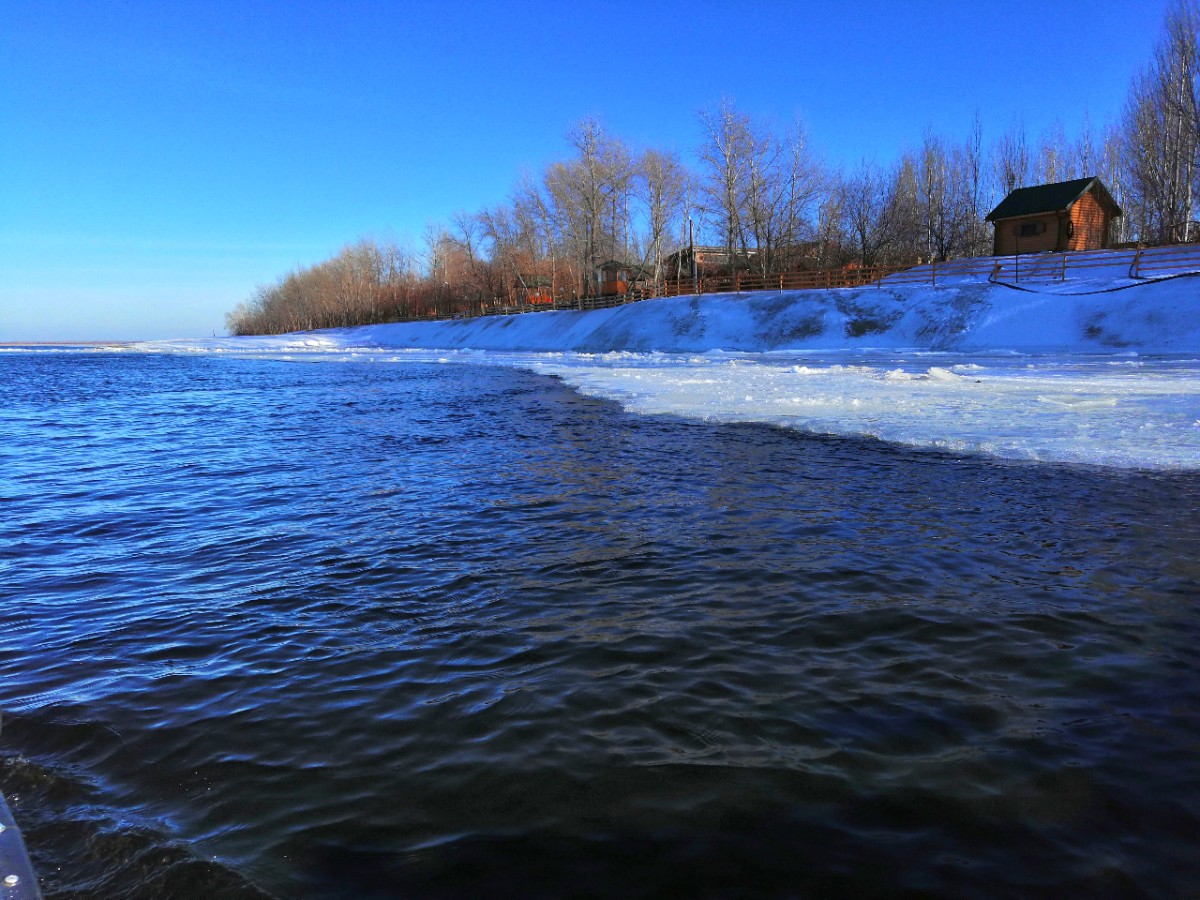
[1,352,1198,898]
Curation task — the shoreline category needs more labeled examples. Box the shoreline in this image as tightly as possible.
[0,341,132,348]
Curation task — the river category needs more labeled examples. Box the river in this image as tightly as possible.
[2,350,1198,898]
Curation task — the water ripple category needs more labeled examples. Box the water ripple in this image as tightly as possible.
[1,353,1199,897]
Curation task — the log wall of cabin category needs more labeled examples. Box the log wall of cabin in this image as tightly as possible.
[993,213,1061,256]
[1067,191,1111,250]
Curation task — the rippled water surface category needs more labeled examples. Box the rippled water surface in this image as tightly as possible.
[2,351,1199,899]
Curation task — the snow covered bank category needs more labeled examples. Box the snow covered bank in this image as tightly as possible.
[153,275,1200,356]
[137,275,1200,470]
[460,276,1200,354]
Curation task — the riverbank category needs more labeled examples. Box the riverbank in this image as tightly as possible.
[145,274,1200,357]
[347,277,1200,354]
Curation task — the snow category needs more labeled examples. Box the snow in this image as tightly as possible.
[136,269,1200,470]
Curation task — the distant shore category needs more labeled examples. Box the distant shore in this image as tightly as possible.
[0,341,132,347]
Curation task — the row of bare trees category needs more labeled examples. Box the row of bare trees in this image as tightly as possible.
[228,0,1200,336]
[225,239,424,336]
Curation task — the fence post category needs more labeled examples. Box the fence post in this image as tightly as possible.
[1061,252,1067,281]
[736,272,741,294]
[931,259,937,287]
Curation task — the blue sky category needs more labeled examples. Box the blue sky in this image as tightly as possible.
[1,0,1169,341]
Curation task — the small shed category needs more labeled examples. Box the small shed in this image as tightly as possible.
[594,261,651,297]
[986,176,1122,256]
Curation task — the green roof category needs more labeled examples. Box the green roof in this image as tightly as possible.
[985,177,1121,221]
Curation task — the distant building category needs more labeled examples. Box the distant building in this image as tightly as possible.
[986,177,1122,256]
[659,246,760,279]
[517,275,554,305]
[780,239,830,270]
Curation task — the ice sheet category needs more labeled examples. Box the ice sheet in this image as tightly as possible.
[520,352,1200,470]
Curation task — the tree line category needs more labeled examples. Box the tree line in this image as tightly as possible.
[228,0,1200,335]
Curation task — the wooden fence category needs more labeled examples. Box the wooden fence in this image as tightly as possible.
[470,243,1200,319]
[985,243,1200,283]
[651,243,1200,296]
[656,265,914,296]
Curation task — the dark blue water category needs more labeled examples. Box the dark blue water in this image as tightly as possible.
[1,351,1198,899]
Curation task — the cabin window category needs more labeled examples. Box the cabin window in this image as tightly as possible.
[1014,221,1045,237]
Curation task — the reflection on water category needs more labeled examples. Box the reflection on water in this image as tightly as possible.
[1,352,1198,898]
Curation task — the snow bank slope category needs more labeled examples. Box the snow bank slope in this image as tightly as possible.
[337,276,1200,355]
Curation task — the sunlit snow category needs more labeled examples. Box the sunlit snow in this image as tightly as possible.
[128,271,1200,470]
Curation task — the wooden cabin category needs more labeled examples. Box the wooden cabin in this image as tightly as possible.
[594,262,629,296]
[986,177,1122,256]
[594,261,651,297]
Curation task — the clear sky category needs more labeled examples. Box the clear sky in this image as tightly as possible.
[1,0,1169,341]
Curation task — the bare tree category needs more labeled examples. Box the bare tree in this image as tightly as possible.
[515,170,572,301]
[636,148,690,284]
[1035,120,1071,183]
[887,152,922,264]
[840,159,893,266]
[777,120,825,267]
[742,124,786,273]
[917,132,957,260]
[914,124,989,261]
[697,98,754,262]
[744,119,824,274]
[814,187,846,268]
[963,112,991,255]
[1071,113,1100,177]
[993,118,1033,197]
[697,100,825,275]
[544,118,635,295]
[1123,0,1200,241]
[1098,123,1130,243]
[448,211,500,313]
